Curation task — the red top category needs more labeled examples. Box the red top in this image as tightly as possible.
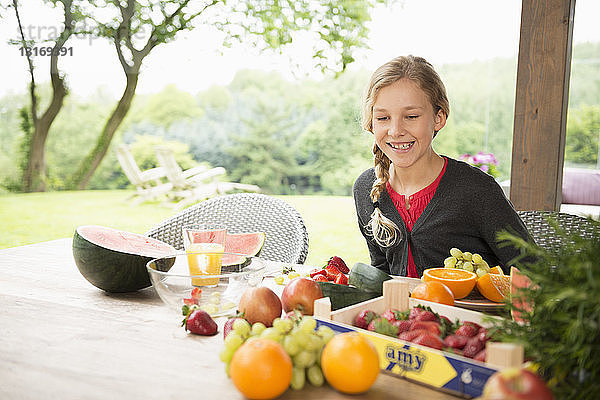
[386,158,448,277]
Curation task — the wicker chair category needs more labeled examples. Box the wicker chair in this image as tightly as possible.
[517,210,599,253]
[145,193,309,264]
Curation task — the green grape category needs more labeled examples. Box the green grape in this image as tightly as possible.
[219,346,235,363]
[307,365,324,387]
[444,256,458,268]
[224,332,244,351]
[455,260,464,269]
[305,334,323,351]
[476,267,488,278]
[293,350,316,368]
[225,361,230,377]
[250,322,266,336]
[233,318,251,337]
[299,316,317,333]
[462,252,473,262]
[449,247,463,258]
[283,335,300,356]
[290,366,306,390]
[273,317,293,334]
[316,325,335,343]
[291,330,310,347]
[472,253,483,264]
[260,327,282,342]
[480,260,490,271]
[462,261,474,272]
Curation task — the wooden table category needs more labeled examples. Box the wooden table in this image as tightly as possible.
[0,238,463,400]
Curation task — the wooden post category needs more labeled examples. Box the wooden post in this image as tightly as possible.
[511,0,575,211]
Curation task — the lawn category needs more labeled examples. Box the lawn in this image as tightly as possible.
[0,190,370,267]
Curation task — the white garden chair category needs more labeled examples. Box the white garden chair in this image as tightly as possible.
[116,144,172,203]
[154,146,261,209]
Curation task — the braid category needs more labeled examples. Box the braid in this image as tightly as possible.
[366,145,400,247]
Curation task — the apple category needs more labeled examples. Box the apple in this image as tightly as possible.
[281,277,324,316]
[238,287,282,327]
[482,368,554,400]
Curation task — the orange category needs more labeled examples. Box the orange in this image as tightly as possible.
[422,268,477,299]
[321,332,380,394]
[411,281,455,305]
[229,338,292,399]
[476,268,510,303]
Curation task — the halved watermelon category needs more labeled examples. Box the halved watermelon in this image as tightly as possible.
[73,225,176,292]
[510,266,533,322]
[222,232,265,267]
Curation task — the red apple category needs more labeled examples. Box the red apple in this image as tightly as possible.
[238,287,282,327]
[281,277,324,316]
[482,368,554,400]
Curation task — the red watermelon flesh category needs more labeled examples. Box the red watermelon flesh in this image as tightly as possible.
[222,232,265,266]
[78,225,176,258]
[510,266,533,322]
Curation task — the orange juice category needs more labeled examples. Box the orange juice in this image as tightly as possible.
[186,242,225,286]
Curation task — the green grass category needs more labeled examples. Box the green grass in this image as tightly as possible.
[0,191,370,267]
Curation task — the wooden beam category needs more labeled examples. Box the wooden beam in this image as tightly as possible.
[511,0,576,211]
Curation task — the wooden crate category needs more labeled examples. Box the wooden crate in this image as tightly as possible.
[314,280,523,398]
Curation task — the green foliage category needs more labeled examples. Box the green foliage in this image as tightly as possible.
[141,85,203,128]
[565,105,600,165]
[493,220,600,400]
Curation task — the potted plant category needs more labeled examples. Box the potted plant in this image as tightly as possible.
[490,218,600,400]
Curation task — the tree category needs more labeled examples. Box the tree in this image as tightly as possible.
[10,0,80,192]
[68,0,384,189]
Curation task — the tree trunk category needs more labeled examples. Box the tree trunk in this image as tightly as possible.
[69,70,139,189]
[22,39,69,192]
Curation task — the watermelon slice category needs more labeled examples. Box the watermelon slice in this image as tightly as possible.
[73,225,176,292]
[222,232,265,267]
[510,266,533,322]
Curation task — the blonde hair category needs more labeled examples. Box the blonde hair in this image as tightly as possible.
[362,55,450,247]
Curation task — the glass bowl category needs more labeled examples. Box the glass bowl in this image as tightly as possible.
[146,252,266,317]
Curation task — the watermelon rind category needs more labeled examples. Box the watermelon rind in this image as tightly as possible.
[349,262,393,295]
[317,281,380,310]
[72,225,176,293]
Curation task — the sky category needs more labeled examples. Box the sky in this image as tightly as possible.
[1,0,599,98]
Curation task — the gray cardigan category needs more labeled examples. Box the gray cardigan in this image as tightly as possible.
[353,157,530,276]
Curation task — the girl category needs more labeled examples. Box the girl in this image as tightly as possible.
[353,55,529,277]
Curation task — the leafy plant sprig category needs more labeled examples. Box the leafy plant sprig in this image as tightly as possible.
[491,217,600,400]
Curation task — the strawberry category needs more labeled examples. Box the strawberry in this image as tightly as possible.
[443,334,469,350]
[183,309,218,336]
[414,310,438,322]
[412,333,444,350]
[463,321,482,330]
[462,336,485,358]
[309,268,326,279]
[313,274,328,282]
[477,328,490,343]
[473,349,487,362]
[354,310,377,330]
[323,264,341,281]
[334,273,348,285]
[398,328,429,342]
[455,324,479,337]
[392,319,413,333]
[326,256,349,274]
[410,321,441,336]
[408,307,423,320]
